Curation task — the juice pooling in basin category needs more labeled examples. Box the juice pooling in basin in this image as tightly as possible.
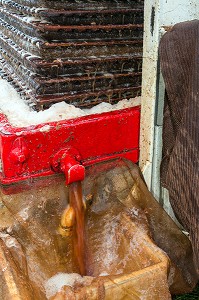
[0,160,197,299]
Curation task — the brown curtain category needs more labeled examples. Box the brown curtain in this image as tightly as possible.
[159,20,199,275]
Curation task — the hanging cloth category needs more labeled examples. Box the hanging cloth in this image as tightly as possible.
[159,20,199,274]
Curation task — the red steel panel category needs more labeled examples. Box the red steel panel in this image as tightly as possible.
[0,106,140,185]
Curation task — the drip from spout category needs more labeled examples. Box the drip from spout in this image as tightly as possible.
[52,147,86,275]
[58,182,86,275]
[69,181,86,276]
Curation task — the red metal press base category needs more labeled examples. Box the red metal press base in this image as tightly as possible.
[0,106,140,186]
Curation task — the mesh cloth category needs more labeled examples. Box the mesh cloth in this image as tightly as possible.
[159,20,199,274]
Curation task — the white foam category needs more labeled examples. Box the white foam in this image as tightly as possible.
[22,16,49,24]
[101,218,119,269]
[99,271,109,276]
[44,273,90,299]
[0,79,141,128]
[0,233,19,249]
[18,207,29,221]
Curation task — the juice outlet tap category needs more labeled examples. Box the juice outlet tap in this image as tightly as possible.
[51,147,85,185]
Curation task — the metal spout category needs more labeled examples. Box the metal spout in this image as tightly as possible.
[60,153,85,185]
[51,147,85,185]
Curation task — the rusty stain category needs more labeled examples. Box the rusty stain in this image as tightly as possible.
[55,124,61,130]
[150,6,155,36]
[64,135,74,143]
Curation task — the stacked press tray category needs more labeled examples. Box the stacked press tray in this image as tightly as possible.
[0,0,144,110]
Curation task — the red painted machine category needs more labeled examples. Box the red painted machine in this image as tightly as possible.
[0,1,143,190]
[0,106,140,187]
